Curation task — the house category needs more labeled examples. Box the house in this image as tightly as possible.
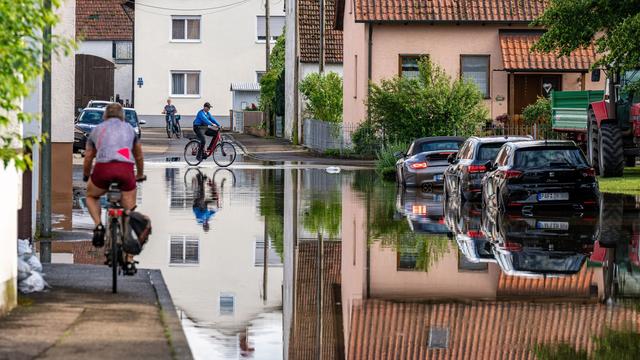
[284,0,343,140]
[134,0,285,128]
[76,0,133,109]
[338,0,601,127]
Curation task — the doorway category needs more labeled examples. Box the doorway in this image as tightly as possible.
[512,74,562,118]
[75,54,115,111]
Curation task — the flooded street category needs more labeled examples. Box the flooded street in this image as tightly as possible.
[66,164,640,359]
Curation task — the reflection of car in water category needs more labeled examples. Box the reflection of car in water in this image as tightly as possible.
[483,211,598,277]
[396,188,448,234]
[445,199,494,263]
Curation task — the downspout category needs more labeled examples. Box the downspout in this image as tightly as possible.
[367,23,373,124]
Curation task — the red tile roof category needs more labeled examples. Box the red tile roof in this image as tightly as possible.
[300,0,343,63]
[500,32,596,71]
[348,299,640,359]
[289,241,344,359]
[76,0,133,41]
[354,0,548,23]
[497,267,596,299]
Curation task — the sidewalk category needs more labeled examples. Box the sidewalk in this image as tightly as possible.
[0,264,192,360]
[229,133,376,167]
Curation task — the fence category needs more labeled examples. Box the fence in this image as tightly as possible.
[303,119,358,152]
[232,111,244,133]
[479,123,566,140]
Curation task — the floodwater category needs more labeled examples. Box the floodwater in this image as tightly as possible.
[68,165,640,359]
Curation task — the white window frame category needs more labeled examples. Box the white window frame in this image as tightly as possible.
[219,292,235,315]
[170,15,202,43]
[168,235,200,266]
[256,15,285,43]
[170,71,201,98]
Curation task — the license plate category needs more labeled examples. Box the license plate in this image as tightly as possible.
[434,175,444,182]
[537,192,569,201]
[536,221,569,230]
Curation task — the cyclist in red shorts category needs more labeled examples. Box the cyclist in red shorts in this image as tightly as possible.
[83,103,145,247]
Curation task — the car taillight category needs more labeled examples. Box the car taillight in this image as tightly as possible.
[504,170,523,179]
[581,168,596,178]
[503,242,523,252]
[468,165,486,173]
[412,205,427,215]
[409,162,428,170]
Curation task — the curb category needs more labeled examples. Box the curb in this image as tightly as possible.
[148,270,194,360]
[226,134,250,154]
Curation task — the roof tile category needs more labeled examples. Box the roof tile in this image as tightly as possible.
[76,0,133,41]
[300,0,343,63]
[500,32,596,71]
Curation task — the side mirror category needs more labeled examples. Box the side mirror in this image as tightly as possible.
[394,151,405,159]
[484,161,493,171]
[139,119,147,125]
[591,69,601,82]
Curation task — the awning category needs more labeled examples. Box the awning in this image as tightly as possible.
[500,31,596,72]
[230,82,261,92]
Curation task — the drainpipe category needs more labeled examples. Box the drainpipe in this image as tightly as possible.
[367,24,373,124]
[40,0,52,263]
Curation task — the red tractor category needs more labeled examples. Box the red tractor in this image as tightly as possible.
[586,70,640,177]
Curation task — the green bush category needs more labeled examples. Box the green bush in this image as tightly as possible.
[259,34,285,116]
[375,142,407,180]
[367,57,487,145]
[522,97,551,126]
[351,121,380,156]
[299,72,343,123]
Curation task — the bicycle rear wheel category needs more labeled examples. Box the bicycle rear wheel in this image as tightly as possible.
[175,122,182,138]
[166,122,172,139]
[213,141,236,167]
[184,140,203,166]
[111,220,119,294]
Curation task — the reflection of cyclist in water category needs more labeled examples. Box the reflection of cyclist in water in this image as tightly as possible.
[192,171,220,231]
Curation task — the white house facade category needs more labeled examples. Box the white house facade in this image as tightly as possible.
[134,0,285,127]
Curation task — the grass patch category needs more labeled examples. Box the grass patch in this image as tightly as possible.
[159,310,177,360]
[598,167,640,195]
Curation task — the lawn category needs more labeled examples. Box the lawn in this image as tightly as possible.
[598,167,640,195]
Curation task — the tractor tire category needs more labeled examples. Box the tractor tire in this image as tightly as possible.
[598,123,624,177]
[625,155,636,167]
[598,193,624,248]
[587,110,599,170]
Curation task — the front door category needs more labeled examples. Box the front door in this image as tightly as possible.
[75,54,115,112]
[513,74,562,117]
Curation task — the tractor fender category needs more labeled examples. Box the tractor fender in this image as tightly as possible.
[590,101,610,126]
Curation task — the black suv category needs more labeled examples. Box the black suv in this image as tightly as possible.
[444,136,531,200]
[482,140,599,212]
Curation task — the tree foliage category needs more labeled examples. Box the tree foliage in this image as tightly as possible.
[0,0,73,169]
[259,34,285,116]
[367,58,487,144]
[533,0,640,72]
[299,72,343,123]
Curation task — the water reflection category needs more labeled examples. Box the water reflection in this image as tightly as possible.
[62,167,640,358]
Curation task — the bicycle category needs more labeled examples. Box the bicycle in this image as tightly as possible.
[104,177,146,294]
[184,126,237,167]
[165,115,182,139]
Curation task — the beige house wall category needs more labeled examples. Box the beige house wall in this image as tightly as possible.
[344,22,604,126]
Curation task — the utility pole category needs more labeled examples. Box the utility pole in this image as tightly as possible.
[319,0,325,73]
[265,0,272,136]
[40,0,53,263]
[263,220,269,304]
[316,232,324,359]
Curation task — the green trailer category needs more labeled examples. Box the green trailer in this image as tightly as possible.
[551,90,605,132]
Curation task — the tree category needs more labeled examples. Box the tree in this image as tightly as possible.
[533,0,640,72]
[299,72,343,123]
[0,0,72,169]
[367,58,487,144]
[259,33,285,117]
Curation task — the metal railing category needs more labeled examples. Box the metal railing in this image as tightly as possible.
[479,123,566,140]
[303,119,358,152]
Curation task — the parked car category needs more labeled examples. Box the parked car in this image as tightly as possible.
[445,199,495,264]
[396,188,448,234]
[482,140,599,212]
[86,100,112,108]
[483,211,597,277]
[73,107,145,153]
[395,136,465,188]
[444,136,532,201]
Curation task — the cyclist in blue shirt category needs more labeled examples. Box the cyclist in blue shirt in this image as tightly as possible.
[193,102,221,160]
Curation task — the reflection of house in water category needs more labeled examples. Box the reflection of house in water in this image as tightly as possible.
[341,175,640,359]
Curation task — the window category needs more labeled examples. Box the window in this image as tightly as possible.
[399,55,426,78]
[428,327,449,349]
[219,293,235,315]
[171,71,200,96]
[113,41,132,63]
[254,241,283,266]
[256,71,266,82]
[169,235,199,265]
[171,16,201,41]
[256,16,285,42]
[494,148,508,167]
[461,55,490,98]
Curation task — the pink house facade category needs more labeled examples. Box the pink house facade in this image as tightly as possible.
[338,0,601,127]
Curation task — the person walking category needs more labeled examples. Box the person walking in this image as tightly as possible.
[193,102,221,160]
[162,99,178,138]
